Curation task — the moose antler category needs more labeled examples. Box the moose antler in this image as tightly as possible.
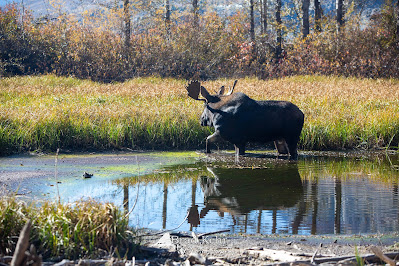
[226,80,238,96]
[186,81,206,102]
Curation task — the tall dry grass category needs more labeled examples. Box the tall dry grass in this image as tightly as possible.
[0,197,134,259]
[0,75,398,154]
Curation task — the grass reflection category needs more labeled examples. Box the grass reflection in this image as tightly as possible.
[114,152,399,186]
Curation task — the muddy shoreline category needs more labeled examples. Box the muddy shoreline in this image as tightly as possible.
[136,231,399,265]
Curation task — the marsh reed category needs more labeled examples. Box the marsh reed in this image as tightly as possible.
[0,75,398,155]
[0,196,134,259]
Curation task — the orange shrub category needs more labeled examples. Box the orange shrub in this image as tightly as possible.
[1,3,399,81]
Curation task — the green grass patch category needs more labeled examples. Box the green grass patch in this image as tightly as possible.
[0,74,399,155]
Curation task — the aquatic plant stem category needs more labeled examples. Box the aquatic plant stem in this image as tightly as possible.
[54,148,60,203]
[125,156,140,218]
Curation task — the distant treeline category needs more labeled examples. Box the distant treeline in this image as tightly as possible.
[1,1,399,82]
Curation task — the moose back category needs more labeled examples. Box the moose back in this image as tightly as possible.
[186,81,304,160]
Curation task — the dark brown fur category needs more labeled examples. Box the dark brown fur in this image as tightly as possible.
[200,90,304,160]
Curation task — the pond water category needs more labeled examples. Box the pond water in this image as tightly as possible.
[1,151,399,235]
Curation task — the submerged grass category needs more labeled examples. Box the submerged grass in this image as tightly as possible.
[0,196,135,259]
[1,75,399,155]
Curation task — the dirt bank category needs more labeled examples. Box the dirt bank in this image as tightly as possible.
[138,232,399,265]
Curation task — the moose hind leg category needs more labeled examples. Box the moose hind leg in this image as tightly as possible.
[206,131,221,153]
[274,139,289,157]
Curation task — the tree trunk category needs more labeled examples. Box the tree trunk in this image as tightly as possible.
[261,0,268,34]
[314,0,322,32]
[165,0,171,36]
[123,0,131,55]
[249,0,256,61]
[336,0,344,33]
[396,0,399,43]
[302,0,310,38]
[193,0,199,27]
[261,0,264,34]
[276,0,282,59]
[250,0,255,43]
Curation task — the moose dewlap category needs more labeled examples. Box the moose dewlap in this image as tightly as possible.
[186,81,304,160]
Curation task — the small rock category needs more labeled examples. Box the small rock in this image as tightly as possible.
[188,252,209,265]
[83,172,93,178]
[53,259,73,266]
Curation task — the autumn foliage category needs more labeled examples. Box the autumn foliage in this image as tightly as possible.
[1,3,399,81]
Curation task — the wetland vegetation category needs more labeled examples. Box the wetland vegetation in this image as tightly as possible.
[0,196,135,260]
[1,75,399,155]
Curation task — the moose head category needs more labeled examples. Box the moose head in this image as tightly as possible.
[185,80,237,104]
[186,80,238,127]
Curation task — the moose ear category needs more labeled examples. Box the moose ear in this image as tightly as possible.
[200,86,211,101]
[218,86,225,96]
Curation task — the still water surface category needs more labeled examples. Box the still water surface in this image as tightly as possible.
[1,151,399,235]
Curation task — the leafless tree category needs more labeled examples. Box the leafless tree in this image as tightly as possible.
[302,0,310,38]
[314,0,322,32]
[261,0,268,34]
[250,0,255,43]
[123,0,131,53]
[276,0,282,58]
[396,0,399,43]
[336,0,344,32]
[165,0,171,36]
[193,0,199,27]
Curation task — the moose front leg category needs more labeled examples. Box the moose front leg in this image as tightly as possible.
[234,144,246,156]
[205,131,221,153]
[233,143,246,163]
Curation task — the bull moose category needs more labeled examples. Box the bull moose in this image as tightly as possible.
[186,80,304,160]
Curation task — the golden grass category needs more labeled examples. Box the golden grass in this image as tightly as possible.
[0,74,399,154]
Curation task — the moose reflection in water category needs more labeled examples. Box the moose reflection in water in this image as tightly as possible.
[115,154,399,235]
[186,164,305,233]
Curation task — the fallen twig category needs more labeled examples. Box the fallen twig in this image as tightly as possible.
[369,246,396,266]
[198,229,230,239]
[169,229,230,239]
[311,243,323,263]
[264,251,399,265]
[10,220,31,266]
